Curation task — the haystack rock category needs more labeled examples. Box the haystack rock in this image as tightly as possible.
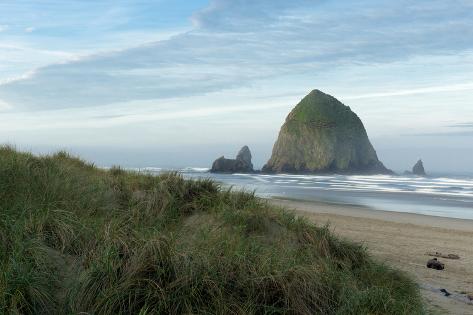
[262,90,392,174]
[211,146,254,173]
[412,159,426,176]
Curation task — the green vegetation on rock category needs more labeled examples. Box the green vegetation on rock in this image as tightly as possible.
[0,146,422,314]
[263,90,391,174]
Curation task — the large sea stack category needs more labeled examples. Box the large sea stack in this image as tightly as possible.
[262,90,391,174]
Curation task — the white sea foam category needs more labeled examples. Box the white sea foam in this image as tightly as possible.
[140,167,163,172]
[142,167,473,204]
[175,170,473,219]
[249,173,473,200]
[182,167,210,173]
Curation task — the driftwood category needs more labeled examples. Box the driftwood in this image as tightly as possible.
[426,251,460,260]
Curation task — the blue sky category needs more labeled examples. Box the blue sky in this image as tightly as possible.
[0,0,472,172]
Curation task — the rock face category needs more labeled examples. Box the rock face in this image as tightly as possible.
[262,90,391,174]
[211,146,254,173]
[236,146,252,168]
[412,159,426,176]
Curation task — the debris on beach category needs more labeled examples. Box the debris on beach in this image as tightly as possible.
[426,251,460,260]
[440,289,451,297]
[427,258,445,270]
[420,284,473,305]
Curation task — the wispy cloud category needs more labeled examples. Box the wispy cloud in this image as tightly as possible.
[0,1,200,85]
[0,25,8,32]
[449,122,473,128]
[1,0,473,110]
[343,82,473,100]
[407,120,473,137]
[0,96,290,131]
[409,131,473,137]
[0,99,11,110]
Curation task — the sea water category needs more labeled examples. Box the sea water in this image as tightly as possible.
[135,167,473,220]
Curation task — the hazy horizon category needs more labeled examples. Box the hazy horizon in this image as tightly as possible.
[10,139,473,176]
[1,0,472,173]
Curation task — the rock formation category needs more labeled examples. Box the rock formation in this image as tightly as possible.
[262,90,392,174]
[211,146,254,173]
[236,146,252,168]
[412,159,426,176]
[426,258,445,270]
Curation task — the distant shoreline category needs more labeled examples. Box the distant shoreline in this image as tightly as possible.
[269,197,473,232]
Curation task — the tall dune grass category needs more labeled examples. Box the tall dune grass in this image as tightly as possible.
[0,146,425,314]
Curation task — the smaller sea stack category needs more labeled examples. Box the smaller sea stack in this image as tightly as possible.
[211,146,254,173]
[412,159,426,176]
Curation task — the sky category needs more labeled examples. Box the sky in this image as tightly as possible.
[0,0,472,173]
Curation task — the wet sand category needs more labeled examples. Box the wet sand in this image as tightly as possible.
[270,198,473,315]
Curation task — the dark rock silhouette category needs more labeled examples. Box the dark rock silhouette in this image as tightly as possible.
[211,146,254,173]
[412,159,426,176]
[263,90,392,174]
[236,146,252,168]
[427,258,444,270]
[440,289,451,297]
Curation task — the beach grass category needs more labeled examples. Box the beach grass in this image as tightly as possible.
[0,146,425,314]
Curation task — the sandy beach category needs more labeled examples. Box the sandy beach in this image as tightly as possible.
[270,198,473,315]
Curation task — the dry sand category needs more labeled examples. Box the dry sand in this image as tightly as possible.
[270,198,473,315]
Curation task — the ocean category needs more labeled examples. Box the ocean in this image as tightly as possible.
[135,167,473,220]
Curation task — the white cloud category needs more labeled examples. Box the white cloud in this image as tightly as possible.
[0,25,8,32]
[0,89,291,132]
[0,99,12,110]
[25,27,35,33]
[1,0,473,110]
[343,82,473,100]
[0,42,80,84]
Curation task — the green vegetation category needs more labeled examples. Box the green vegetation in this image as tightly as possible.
[288,90,361,128]
[0,146,423,314]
